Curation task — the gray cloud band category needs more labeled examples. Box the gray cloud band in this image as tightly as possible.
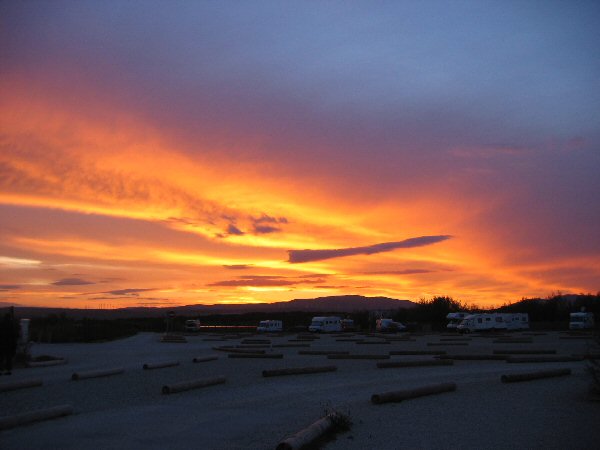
[288,235,452,263]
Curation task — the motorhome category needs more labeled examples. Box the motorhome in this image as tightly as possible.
[308,316,342,333]
[504,313,529,330]
[341,319,356,331]
[184,320,202,332]
[446,312,469,330]
[457,313,529,333]
[376,318,406,332]
[569,312,595,330]
[257,320,283,332]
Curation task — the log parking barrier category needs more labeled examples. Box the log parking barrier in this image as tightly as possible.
[427,342,468,346]
[71,367,124,380]
[233,344,271,350]
[507,356,584,363]
[356,341,390,345]
[161,376,226,394]
[228,353,283,359]
[336,338,364,342]
[143,361,180,370]
[493,349,557,355]
[213,346,266,354]
[437,354,507,361]
[493,338,533,344]
[262,365,337,377]
[377,360,453,369]
[276,412,345,450]
[242,339,271,344]
[160,334,187,343]
[439,338,472,341]
[371,382,457,404]
[390,350,446,356]
[299,350,350,356]
[560,336,593,340]
[501,368,571,383]
[327,354,390,360]
[273,344,311,348]
[27,358,68,368]
[0,378,43,393]
[192,356,219,363]
[0,404,73,431]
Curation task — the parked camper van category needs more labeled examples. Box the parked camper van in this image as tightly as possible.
[376,318,406,332]
[341,319,356,331]
[504,313,529,330]
[446,312,469,330]
[257,320,283,332]
[569,312,595,330]
[308,316,342,333]
[184,320,202,332]
[457,313,529,333]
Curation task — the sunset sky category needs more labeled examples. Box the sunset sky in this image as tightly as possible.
[1,1,599,309]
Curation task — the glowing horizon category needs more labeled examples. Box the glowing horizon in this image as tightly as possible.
[1,2,599,309]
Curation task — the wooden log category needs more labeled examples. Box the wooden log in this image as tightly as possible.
[276,413,342,450]
[242,339,271,344]
[507,356,584,363]
[501,368,572,383]
[71,367,124,381]
[0,378,43,393]
[273,344,311,348]
[493,339,533,344]
[213,346,266,354]
[27,358,67,367]
[192,356,219,363]
[439,338,472,341]
[427,342,468,346]
[262,366,337,377]
[327,354,390,360]
[228,353,283,359]
[143,361,180,370]
[356,341,390,345]
[493,349,556,355]
[0,405,73,431]
[390,350,446,356]
[437,354,507,361]
[235,344,271,348]
[162,376,226,394]
[299,350,350,356]
[377,360,453,368]
[371,382,457,404]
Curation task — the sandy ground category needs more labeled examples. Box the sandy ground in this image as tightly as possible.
[1,330,599,449]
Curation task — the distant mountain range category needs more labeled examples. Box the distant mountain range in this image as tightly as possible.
[6,295,416,319]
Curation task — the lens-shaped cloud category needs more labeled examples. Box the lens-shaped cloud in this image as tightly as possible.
[288,235,452,263]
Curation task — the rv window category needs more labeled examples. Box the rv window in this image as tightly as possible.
[477,318,482,323]
[485,318,491,321]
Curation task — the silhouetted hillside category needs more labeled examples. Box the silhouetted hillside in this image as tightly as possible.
[7,295,415,319]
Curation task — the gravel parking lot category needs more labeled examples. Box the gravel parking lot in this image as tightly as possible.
[1,331,598,449]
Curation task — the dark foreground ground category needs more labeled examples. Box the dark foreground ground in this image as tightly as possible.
[1,330,599,449]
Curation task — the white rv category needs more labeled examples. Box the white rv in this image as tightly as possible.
[504,313,529,330]
[184,320,202,332]
[257,320,283,332]
[569,312,595,330]
[446,312,469,330]
[457,313,529,333]
[376,318,406,332]
[308,316,342,333]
